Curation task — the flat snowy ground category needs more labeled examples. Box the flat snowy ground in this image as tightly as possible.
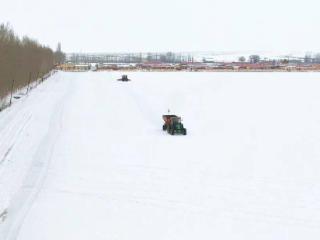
[1,71,320,240]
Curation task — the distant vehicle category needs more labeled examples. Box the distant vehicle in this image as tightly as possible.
[162,115,187,135]
[118,75,130,81]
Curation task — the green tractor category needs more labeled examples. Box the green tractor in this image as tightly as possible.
[162,115,187,135]
[118,75,130,81]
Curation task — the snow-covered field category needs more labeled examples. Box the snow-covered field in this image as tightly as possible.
[1,71,320,240]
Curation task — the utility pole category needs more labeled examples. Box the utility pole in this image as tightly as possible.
[26,72,32,94]
[36,72,39,86]
[9,78,15,106]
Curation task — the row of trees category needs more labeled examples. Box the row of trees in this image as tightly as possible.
[238,54,320,64]
[67,52,194,64]
[238,55,261,63]
[304,53,320,63]
[0,23,65,107]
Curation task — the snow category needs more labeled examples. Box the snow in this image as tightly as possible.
[1,71,320,240]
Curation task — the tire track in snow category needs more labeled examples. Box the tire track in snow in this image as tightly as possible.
[0,209,8,222]
[0,114,32,166]
[0,113,33,217]
[0,111,30,147]
[1,79,71,240]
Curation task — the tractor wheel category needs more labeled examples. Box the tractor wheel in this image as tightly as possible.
[163,125,167,131]
[183,129,187,135]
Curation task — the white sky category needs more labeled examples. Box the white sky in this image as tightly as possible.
[1,0,319,53]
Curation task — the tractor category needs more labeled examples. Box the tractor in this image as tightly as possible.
[118,75,130,81]
[162,115,187,135]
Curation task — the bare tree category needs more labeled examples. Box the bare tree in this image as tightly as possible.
[238,56,246,62]
[314,53,320,64]
[0,23,61,108]
[249,55,260,63]
[304,53,312,63]
[54,42,66,65]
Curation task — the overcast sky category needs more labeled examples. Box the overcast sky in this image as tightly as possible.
[1,0,319,53]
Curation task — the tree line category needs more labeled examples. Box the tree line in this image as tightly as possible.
[0,23,65,107]
[238,54,320,64]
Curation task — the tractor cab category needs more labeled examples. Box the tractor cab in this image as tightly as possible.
[118,75,130,81]
[162,115,187,135]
